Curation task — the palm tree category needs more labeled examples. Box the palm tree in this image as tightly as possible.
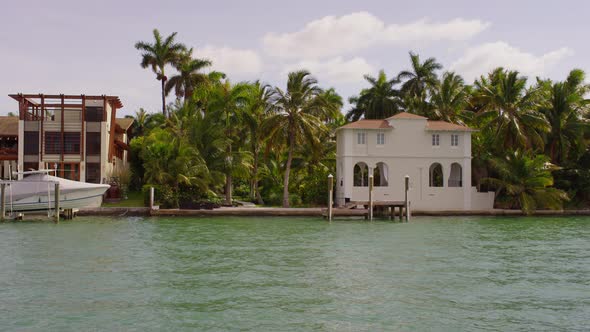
[473,68,549,151]
[482,151,568,214]
[132,108,149,137]
[264,70,341,207]
[429,71,470,124]
[208,80,253,205]
[539,69,590,165]
[135,29,186,117]
[243,81,272,204]
[397,51,442,115]
[347,70,402,120]
[164,48,212,103]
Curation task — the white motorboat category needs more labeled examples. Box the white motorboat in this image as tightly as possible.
[0,171,110,212]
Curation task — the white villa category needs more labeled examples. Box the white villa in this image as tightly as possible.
[335,112,495,211]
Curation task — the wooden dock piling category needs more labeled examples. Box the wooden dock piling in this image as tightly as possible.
[54,183,60,223]
[1,183,5,222]
[327,174,333,222]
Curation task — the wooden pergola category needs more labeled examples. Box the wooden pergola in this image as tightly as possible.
[8,93,124,164]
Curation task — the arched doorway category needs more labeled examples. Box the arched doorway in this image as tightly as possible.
[429,163,443,187]
[353,162,369,187]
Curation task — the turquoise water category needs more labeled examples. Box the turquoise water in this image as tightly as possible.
[0,216,588,331]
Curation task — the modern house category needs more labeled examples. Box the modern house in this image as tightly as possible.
[8,94,132,183]
[335,112,495,211]
[0,116,18,179]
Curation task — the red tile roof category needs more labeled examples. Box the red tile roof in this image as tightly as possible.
[426,121,475,132]
[339,117,475,132]
[339,119,392,129]
[386,112,427,120]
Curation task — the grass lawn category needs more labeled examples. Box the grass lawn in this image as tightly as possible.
[102,191,145,208]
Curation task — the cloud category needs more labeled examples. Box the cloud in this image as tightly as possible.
[263,12,490,59]
[283,57,374,84]
[451,41,574,81]
[197,46,262,76]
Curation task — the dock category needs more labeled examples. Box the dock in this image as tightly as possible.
[322,200,408,220]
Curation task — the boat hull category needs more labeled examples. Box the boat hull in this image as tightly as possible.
[1,186,109,212]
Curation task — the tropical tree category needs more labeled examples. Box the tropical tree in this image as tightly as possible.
[346,70,402,120]
[207,80,253,205]
[482,151,568,214]
[472,68,549,151]
[397,51,442,115]
[243,81,272,204]
[132,108,149,137]
[135,29,186,116]
[164,48,212,103]
[264,70,341,207]
[429,71,470,124]
[538,69,590,165]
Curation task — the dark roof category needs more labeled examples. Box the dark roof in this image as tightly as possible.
[0,116,18,137]
[116,118,134,131]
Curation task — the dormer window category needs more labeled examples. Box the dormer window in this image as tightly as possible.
[357,132,366,145]
[377,132,385,145]
[451,134,459,146]
[432,134,440,146]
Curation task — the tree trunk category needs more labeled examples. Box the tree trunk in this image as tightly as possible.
[161,78,167,117]
[225,144,232,206]
[251,144,264,205]
[282,128,295,208]
[225,174,232,206]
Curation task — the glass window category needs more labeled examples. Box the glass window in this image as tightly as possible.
[44,132,61,154]
[451,134,459,146]
[24,131,39,155]
[377,132,385,145]
[432,134,440,146]
[86,132,101,155]
[357,132,366,145]
[64,132,80,154]
[85,106,104,122]
[86,163,101,183]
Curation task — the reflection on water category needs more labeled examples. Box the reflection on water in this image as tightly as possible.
[0,216,588,331]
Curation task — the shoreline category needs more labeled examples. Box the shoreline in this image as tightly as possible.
[72,207,590,218]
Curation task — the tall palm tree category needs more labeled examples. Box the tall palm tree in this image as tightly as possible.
[208,80,253,205]
[164,48,212,103]
[347,70,402,120]
[135,29,186,117]
[397,51,442,115]
[264,70,341,207]
[482,150,568,214]
[539,69,590,165]
[429,71,470,124]
[473,68,549,151]
[243,81,272,204]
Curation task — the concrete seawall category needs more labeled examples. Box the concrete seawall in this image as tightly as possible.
[75,207,590,218]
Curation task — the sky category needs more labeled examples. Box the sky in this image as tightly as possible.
[1,0,588,117]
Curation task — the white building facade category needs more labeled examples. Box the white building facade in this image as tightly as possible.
[335,112,494,211]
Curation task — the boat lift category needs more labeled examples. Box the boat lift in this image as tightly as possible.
[0,169,67,223]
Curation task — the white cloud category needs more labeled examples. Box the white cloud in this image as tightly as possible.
[263,12,490,59]
[451,41,574,81]
[283,57,374,84]
[197,46,262,76]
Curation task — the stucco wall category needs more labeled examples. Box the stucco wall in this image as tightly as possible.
[336,118,495,211]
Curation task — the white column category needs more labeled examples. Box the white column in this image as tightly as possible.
[463,158,472,210]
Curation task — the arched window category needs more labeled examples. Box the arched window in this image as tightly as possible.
[374,162,389,186]
[353,162,369,187]
[449,163,462,187]
[429,163,444,187]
